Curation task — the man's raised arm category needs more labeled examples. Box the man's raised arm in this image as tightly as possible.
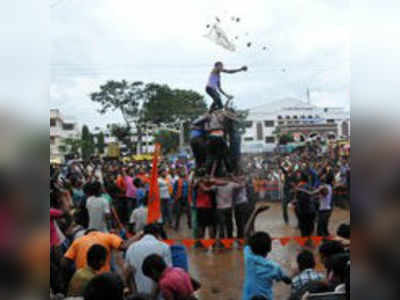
[244,204,270,242]
[221,66,248,74]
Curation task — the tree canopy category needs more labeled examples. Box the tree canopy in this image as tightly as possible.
[90,80,208,153]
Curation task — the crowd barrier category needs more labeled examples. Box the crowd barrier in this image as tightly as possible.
[161,235,334,249]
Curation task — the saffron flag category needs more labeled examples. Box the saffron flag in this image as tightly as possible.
[147,143,161,224]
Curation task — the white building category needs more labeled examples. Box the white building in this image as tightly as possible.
[95,123,157,155]
[241,97,350,153]
[50,109,81,163]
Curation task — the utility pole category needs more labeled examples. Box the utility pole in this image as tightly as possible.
[306,88,311,105]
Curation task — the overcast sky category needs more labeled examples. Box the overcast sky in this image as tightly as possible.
[50,0,350,128]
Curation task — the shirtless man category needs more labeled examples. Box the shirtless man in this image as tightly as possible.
[206,62,247,112]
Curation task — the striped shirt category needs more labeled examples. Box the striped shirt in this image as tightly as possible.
[291,269,324,295]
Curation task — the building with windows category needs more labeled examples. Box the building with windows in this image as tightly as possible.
[241,97,350,153]
[50,109,81,163]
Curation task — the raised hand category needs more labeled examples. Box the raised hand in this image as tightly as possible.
[242,66,248,71]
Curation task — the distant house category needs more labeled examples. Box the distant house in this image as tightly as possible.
[242,97,350,153]
[50,109,81,163]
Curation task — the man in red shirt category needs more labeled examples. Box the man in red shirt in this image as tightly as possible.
[142,254,196,300]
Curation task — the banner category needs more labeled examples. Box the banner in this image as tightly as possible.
[147,143,161,224]
[160,235,334,248]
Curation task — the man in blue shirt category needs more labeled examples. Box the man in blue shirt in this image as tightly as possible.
[243,205,291,300]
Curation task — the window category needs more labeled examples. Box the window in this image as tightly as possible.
[244,137,254,142]
[301,115,306,119]
[293,115,298,119]
[50,119,56,127]
[286,115,291,119]
[62,123,74,131]
[50,137,55,145]
[327,119,335,124]
[245,121,253,128]
[277,115,282,120]
[287,121,294,125]
[308,115,313,119]
[278,121,285,126]
[264,120,274,127]
[265,136,275,143]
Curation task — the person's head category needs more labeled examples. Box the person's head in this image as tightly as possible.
[133,178,143,188]
[299,171,309,183]
[159,169,167,178]
[248,231,272,257]
[143,223,161,238]
[142,254,167,282]
[326,253,349,284]
[91,181,102,197]
[84,273,124,300]
[297,250,316,272]
[214,61,223,71]
[319,240,345,266]
[337,223,350,239]
[87,244,107,271]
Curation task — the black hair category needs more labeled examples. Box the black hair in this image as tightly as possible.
[297,250,316,271]
[91,181,102,197]
[85,229,98,235]
[142,254,167,280]
[251,296,268,300]
[299,172,309,182]
[84,273,124,300]
[319,240,345,262]
[214,61,223,67]
[337,223,350,239]
[143,223,161,237]
[326,253,349,283]
[248,232,272,257]
[87,244,107,271]
[133,178,142,188]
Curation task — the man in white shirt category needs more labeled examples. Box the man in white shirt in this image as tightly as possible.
[211,180,244,239]
[86,182,111,233]
[124,224,172,298]
[129,204,148,234]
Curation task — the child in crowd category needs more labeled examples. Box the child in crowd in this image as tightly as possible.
[242,204,291,300]
[291,250,324,296]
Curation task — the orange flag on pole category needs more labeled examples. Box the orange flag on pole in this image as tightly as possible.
[147,143,161,224]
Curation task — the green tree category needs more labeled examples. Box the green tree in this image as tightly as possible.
[153,130,179,154]
[96,131,106,154]
[279,133,294,145]
[61,137,82,155]
[142,84,207,125]
[81,125,95,161]
[90,80,145,150]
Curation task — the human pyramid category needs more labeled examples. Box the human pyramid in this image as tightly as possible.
[189,61,247,179]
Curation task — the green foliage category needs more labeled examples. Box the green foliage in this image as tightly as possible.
[279,133,295,145]
[91,80,207,152]
[153,130,179,154]
[96,131,106,154]
[61,138,81,154]
[108,124,135,153]
[142,83,207,124]
[81,125,95,161]
[90,80,144,122]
